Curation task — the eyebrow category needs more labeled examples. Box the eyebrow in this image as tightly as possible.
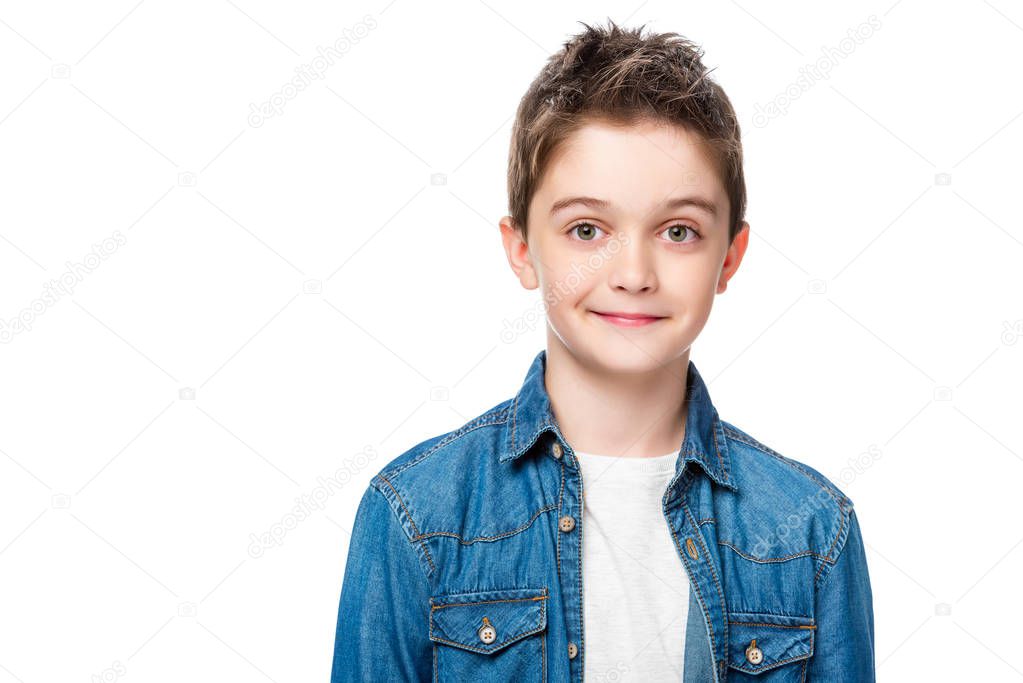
[548,195,719,218]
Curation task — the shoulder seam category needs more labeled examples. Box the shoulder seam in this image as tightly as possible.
[382,403,512,479]
[723,424,850,508]
[372,474,437,576]
[813,504,856,588]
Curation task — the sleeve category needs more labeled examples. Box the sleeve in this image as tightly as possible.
[806,508,875,681]
[329,482,433,682]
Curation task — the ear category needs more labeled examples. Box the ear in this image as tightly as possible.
[500,215,539,290]
[717,221,750,294]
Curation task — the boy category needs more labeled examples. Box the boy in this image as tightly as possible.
[331,20,874,682]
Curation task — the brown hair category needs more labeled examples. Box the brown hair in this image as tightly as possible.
[507,19,746,244]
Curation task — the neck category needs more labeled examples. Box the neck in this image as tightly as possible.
[543,337,690,458]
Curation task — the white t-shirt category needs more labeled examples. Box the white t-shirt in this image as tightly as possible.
[573,449,689,683]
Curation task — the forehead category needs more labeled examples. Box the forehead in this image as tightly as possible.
[536,118,726,215]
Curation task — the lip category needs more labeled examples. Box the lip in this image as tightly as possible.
[591,310,666,328]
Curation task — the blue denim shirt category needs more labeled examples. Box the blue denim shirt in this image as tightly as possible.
[330,349,874,681]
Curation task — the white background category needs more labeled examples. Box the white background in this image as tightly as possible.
[1,1,1021,681]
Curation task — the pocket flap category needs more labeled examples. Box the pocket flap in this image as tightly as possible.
[727,612,815,674]
[429,587,548,655]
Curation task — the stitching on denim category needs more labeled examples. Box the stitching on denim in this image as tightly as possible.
[543,627,547,682]
[387,405,511,479]
[541,623,546,682]
[520,424,558,463]
[730,650,811,674]
[683,501,728,670]
[723,425,851,572]
[511,392,520,455]
[431,586,548,601]
[668,483,717,666]
[729,609,815,620]
[723,427,845,509]
[576,458,585,683]
[730,628,814,675]
[710,419,730,483]
[556,456,565,577]
[431,595,548,610]
[696,517,716,526]
[414,504,557,545]
[669,478,717,659]
[718,540,832,564]
[429,589,547,653]
[815,496,847,584]
[430,625,547,654]
[727,621,817,630]
[377,474,436,574]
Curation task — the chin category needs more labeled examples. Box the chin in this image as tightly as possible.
[580,339,679,374]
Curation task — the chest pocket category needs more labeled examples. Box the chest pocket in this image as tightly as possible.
[725,612,815,681]
[429,587,548,682]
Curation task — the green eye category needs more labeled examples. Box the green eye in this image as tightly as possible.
[663,224,698,243]
[570,223,602,241]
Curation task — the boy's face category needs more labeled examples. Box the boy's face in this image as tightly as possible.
[500,117,749,374]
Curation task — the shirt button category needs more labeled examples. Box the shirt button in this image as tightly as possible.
[745,639,763,665]
[559,515,576,532]
[567,641,578,659]
[478,618,497,644]
[552,442,563,459]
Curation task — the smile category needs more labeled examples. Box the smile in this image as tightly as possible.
[590,310,666,328]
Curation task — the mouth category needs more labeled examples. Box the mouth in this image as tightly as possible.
[590,310,667,328]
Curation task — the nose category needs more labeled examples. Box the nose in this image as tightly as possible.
[606,236,657,293]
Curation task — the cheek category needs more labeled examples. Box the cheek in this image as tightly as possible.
[538,254,597,302]
[659,261,719,309]
[660,258,713,289]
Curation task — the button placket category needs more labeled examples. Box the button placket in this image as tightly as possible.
[555,439,584,675]
[668,491,729,677]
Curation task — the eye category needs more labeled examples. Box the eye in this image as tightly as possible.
[568,221,605,241]
[660,223,700,244]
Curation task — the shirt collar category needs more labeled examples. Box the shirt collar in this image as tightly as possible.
[500,348,736,491]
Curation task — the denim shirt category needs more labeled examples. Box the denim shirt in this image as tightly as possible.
[330,349,874,682]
